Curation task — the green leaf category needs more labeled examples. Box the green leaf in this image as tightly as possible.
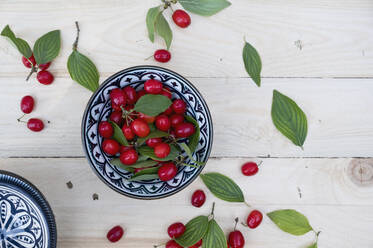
[271,90,308,148]
[155,11,172,50]
[200,173,244,202]
[134,94,172,117]
[146,6,161,42]
[185,115,200,153]
[202,219,227,248]
[138,144,179,162]
[178,142,205,166]
[133,166,159,176]
[243,40,262,87]
[33,30,61,65]
[137,154,149,162]
[129,173,159,181]
[175,216,209,247]
[1,25,32,58]
[267,209,313,236]
[67,50,99,92]
[179,0,231,16]
[137,130,169,146]
[128,160,158,169]
[109,121,129,146]
[307,243,318,248]
[109,158,135,173]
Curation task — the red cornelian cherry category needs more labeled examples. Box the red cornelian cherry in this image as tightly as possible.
[172,99,187,114]
[241,162,259,176]
[228,230,245,248]
[146,137,162,148]
[137,89,146,99]
[138,112,156,123]
[247,210,263,229]
[163,106,174,116]
[154,142,171,158]
[110,111,123,126]
[172,9,191,28]
[175,122,195,138]
[158,162,177,181]
[38,62,51,71]
[189,240,203,248]
[170,114,184,128]
[119,145,132,154]
[27,118,44,132]
[120,148,138,165]
[121,124,135,140]
[123,86,138,104]
[102,139,120,155]
[154,49,171,63]
[191,190,206,208]
[22,55,36,68]
[36,70,54,85]
[98,121,113,138]
[165,240,183,248]
[20,95,35,114]
[144,79,163,94]
[110,88,127,111]
[130,119,150,137]
[155,115,171,131]
[161,87,172,99]
[167,222,186,238]
[107,225,124,243]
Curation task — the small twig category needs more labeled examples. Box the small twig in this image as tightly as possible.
[25,66,37,81]
[210,202,216,219]
[17,114,26,122]
[234,217,239,230]
[73,21,80,50]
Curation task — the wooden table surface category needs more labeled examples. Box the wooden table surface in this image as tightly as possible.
[1,0,373,247]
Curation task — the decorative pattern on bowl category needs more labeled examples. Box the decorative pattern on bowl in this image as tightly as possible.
[82,66,213,199]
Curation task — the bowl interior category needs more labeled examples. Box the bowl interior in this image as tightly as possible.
[82,66,213,199]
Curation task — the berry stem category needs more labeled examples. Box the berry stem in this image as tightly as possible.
[244,201,252,208]
[17,114,26,123]
[257,161,263,167]
[234,217,239,230]
[73,21,80,51]
[153,242,166,248]
[210,202,216,219]
[25,66,37,81]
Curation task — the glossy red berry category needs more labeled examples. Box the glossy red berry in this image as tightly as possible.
[163,106,174,115]
[122,124,135,140]
[166,240,183,248]
[36,70,54,85]
[137,90,146,99]
[27,118,44,132]
[228,231,245,248]
[98,121,113,138]
[120,148,138,165]
[123,86,138,104]
[119,145,132,154]
[144,79,163,94]
[139,112,156,123]
[102,139,120,155]
[161,87,172,99]
[170,114,184,128]
[107,225,124,243]
[130,119,150,137]
[146,137,162,148]
[247,210,263,229]
[167,222,186,238]
[172,99,187,114]
[154,143,171,158]
[241,162,259,176]
[158,162,178,181]
[175,122,195,138]
[155,115,171,131]
[20,95,35,114]
[38,62,51,71]
[154,49,171,63]
[191,190,206,208]
[22,55,36,68]
[110,88,127,111]
[110,111,123,126]
[172,9,191,28]
[189,240,203,248]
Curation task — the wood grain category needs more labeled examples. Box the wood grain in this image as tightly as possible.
[0,0,373,78]
[0,77,372,158]
[0,157,372,247]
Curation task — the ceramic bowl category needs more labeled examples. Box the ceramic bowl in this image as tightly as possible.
[0,170,57,248]
[82,66,213,199]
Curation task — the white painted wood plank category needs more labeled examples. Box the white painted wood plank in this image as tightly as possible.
[0,157,372,247]
[0,77,372,157]
[0,0,373,78]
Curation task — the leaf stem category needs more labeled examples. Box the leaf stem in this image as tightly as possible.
[73,21,80,51]
[25,66,37,81]
[210,202,216,219]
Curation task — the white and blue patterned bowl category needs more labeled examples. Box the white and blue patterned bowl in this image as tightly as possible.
[0,170,57,248]
[82,66,213,200]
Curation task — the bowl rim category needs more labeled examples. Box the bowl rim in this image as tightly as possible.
[0,170,57,247]
[81,65,213,200]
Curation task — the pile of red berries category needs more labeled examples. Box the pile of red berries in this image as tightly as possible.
[98,78,197,182]
[22,53,54,84]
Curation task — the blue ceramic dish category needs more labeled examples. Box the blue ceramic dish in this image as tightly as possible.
[0,170,57,248]
[82,66,213,200]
